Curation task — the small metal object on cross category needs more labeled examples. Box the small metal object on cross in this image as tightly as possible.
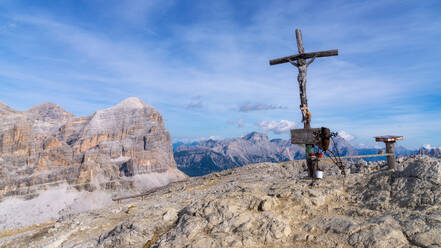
[269,29,338,178]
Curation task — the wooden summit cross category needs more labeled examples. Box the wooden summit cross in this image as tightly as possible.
[269,29,338,178]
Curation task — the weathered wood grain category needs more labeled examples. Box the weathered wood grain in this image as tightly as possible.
[290,128,321,145]
[269,49,338,66]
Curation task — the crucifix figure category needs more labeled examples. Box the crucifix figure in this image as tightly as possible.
[269,29,338,178]
[288,54,315,125]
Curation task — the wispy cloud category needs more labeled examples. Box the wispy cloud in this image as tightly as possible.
[186,96,204,109]
[227,119,245,128]
[238,103,286,112]
[257,120,297,134]
[423,144,432,149]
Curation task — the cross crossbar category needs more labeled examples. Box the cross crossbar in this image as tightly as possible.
[269,49,338,66]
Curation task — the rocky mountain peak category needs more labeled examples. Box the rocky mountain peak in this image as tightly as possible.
[26,102,74,120]
[418,146,441,158]
[242,132,269,143]
[114,97,148,110]
[83,97,161,137]
[0,101,19,115]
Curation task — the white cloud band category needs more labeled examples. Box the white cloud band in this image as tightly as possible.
[257,120,297,134]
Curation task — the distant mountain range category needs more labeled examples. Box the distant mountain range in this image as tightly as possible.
[173,132,420,177]
[417,146,441,158]
[174,132,302,176]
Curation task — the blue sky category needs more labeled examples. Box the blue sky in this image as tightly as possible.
[0,0,440,149]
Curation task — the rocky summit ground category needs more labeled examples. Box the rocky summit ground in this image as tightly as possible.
[1,155,440,248]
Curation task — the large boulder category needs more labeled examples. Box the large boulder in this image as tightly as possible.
[354,156,441,210]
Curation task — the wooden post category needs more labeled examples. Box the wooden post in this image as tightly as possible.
[296,29,305,54]
[295,29,314,177]
[385,141,396,170]
[375,136,403,171]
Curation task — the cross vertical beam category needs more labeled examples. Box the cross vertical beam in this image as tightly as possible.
[385,141,396,170]
[296,29,305,54]
[295,29,310,128]
[295,29,315,177]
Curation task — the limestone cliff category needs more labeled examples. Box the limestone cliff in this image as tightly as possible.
[0,97,186,197]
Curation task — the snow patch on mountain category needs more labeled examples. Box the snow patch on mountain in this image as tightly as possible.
[337,130,355,141]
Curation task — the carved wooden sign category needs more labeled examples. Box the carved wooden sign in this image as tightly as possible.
[290,128,321,145]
